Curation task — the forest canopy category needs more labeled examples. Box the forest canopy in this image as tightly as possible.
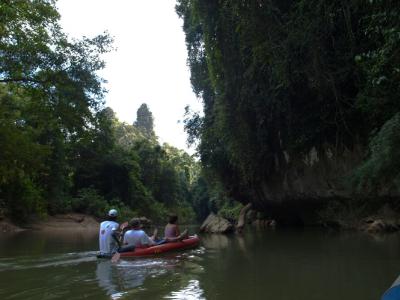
[0,0,213,223]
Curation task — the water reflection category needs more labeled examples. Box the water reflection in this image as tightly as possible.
[96,259,168,299]
[95,254,206,299]
[200,234,229,249]
[96,261,124,299]
[165,280,205,300]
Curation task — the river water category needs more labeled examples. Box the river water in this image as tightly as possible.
[0,227,399,300]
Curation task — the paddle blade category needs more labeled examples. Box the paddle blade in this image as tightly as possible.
[120,222,129,231]
[111,252,120,263]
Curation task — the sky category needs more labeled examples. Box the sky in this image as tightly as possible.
[57,0,202,154]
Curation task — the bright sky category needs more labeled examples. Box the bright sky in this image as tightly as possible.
[57,0,202,154]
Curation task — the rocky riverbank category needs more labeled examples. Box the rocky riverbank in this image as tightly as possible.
[321,216,400,233]
[200,203,400,235]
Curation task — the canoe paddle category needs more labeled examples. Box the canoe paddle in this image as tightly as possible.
[110,221,129,263]
[120,221,128,231]
[111,251,120,263]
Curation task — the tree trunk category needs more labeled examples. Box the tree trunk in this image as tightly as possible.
[236,203,252,233]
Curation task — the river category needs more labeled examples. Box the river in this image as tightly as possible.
[0,227,399,299]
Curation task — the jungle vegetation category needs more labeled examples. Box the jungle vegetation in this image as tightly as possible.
[176,0,400,213]
[4,0,398,225]
[0,0,215,224]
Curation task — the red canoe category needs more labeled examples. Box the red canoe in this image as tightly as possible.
[119,235,200,257]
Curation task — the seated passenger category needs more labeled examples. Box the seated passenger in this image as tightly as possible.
[164,214,188,242]
[123,218,157,248]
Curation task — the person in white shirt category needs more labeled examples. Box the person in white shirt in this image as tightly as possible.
[99,209,120,257]
[123,218,157,248]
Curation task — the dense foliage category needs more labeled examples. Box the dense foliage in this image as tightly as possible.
[0,0,204,224]
[1,0,112,220]
[176,0,400,207]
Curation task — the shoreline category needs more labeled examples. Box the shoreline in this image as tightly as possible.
[0,213,99,233]
[2,212,399,235]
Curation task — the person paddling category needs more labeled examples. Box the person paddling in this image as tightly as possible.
[98,209,120,258]
[164,214,188,242]
[98,209,135,262]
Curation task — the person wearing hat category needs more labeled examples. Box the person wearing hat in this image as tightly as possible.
[98,209,120,257]
[123,218,157,248]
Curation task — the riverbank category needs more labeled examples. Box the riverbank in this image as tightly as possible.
[3,207,400,235]
[201,202,400,234]
[0,219,25,233]
[316,201,400,233]
[321,216,400,233]
[0,213,99,233]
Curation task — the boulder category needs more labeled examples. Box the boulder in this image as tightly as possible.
[200,213,234,233]
[251,219,277,228]
[363,218,399,233]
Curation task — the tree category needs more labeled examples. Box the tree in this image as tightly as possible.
[134,103,155,138]
[0,85,49,219]
[0,0,113,220]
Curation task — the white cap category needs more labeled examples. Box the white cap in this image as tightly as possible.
[108,209,118,217]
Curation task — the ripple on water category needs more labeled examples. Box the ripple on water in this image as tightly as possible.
[164,280,205,300]
[0,251,97,271]
[0,246,206,300]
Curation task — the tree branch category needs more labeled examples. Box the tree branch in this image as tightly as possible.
[0,77,45,84]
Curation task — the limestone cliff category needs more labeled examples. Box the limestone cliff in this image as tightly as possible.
[249,145,365,225]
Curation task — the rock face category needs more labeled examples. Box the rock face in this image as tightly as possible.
[250,146,367,225]
[200,213,234,233]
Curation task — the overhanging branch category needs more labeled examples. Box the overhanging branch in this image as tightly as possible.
[0,77,45,84]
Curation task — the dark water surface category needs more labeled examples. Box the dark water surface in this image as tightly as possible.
[0,227,399,299]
